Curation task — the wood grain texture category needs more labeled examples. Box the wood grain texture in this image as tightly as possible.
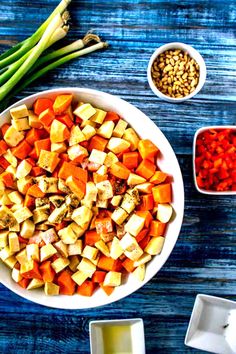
[0,1,235,353]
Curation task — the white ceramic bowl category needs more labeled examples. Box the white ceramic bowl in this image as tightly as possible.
[0,87,184,309]
[147,42,207,103]
[193,126,236,195]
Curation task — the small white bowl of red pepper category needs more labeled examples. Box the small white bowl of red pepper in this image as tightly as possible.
[193,126,236,195]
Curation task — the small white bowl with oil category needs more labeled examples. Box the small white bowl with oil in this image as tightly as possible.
[89,318,145,354]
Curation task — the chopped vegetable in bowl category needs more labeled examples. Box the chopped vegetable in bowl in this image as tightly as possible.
[0,93,173,297]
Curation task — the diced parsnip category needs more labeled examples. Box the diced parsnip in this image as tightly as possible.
[80,119,97,129]
[97,121,115,139]
[104,152,119,167]
[6,165,17,177]
[10,104,28,119]
[157,204,173,223]
[65,194,80,208]
[122,128,140,151]
[26,244,39,261]
[69,255,80,272]
[33,207,49,224]
[15,249,28,264]
[96,198,108,209]
[41,228,58,244]
[3,255,17,269]
[0,192,12,206]
[27,278,44,290]
[103,271,121,287]
[72,206,93,228]
[48,203,68,224]
[89,149,107,165]
[124,214,145,236]
[8,232,20,253]
[67,240,83,256]
[4,126,24,147]
[58,222,84,244]
[111,207,129,225]
[28,110,43,128]
[51,257,70,273]
[84,181,98,203]
[38,150,60,173]
[82,245,99,260]
[9,219,20,232]
[133,253,152,267]
[8,191,23,204]
[0,180,5,194]
[110,237,123,260]
[135,183,153,194]
[90,108,107,124]
[95,240,110,257]
[145,236,165,255]
[82,125,96,140]
[0,230,9,248]
[12,268,23,283]
[100,232,115,243]
[0,246,14,261]
[36,223,49,231]
[90,254,100,266]
[54,240,68,258]
[51,142,67,153]
[127,173,146,186]
[120,233,143,261]
[68,144,88,161]
[96,180,113,200]
[14,206,32,224]
[69,125,86,146]
[132,264,145,281]
[77,258,96,277]
[17,176,33,195]
[96,165,108,175]
[12,117,30,131]
[73,103,96,121]
[38,177,58,193]
[15,160,32,179]
[121,193,137,214]
[58,178,70,193]
[3,150,18,167]
[110,195,122,207]
[40,244,57,262]
[112,119,128,138]
[44,282,60,296]
[50,120,69,143]
[71,270,88,286]
[0,206,17,228]
[107,137,130,154]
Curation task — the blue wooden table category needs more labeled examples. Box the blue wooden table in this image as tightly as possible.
[0,1,235,353]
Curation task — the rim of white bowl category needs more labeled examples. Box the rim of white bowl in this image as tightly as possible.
[0,87,185,309]
[147,42,207,103]
[193,125,236,195]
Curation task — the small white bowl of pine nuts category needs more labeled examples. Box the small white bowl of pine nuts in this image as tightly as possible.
[147,42,206,103]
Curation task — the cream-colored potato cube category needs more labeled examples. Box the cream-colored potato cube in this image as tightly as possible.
[12,267,23,283]
[16,249,28,264]
[69,125,86,146]
[58,178,70,193]
[81,125,96,140]
[77,258,96,277]
[50,119,68,143]
[17,176,33,195]
[96,165,108,175]
[51,142,67,153]
[73,103,96,121]
[8,232,20,253]
[44,282,60,296]
[122,128,140,151]
[90,254,100,266]
[110,237,123,260]
[82,245,98,260]
[95,240,110,257]
[54,240,68,258]
[71,270,88,286]
[97,121,115,139]
[124,214,145,236]
[133,253,151,267]
[33,207,49,224]
[69,255,80,272]
[58,223,85,244]
[110,195,122,207]
[72,206,93,228]
[20,219,35,239]
[103,271,121,287]
[157,204,173,223]
[15,160,32,179]
[104,151,119,167]
[84,181,98,202]
[96,180,113,200]
[90,108,107,124]
[132,264,145,281]
[28,110,43,128]
[10,104,28,119]
[48,203,67,224]
[3,149,18,167]
[111,207,129,225]
[68,144,88,162]
[38,177,58,193]
[0,192,12,206]
[51,257,70,273]
[0,246,14,261]
[12,117,30,131]
[0,230,8,248]
[27,278,44,290]
[0,206,17,228]
[80,119,97,129]
[50,195,65,208]
[96,198,108,209]
[3,255,17,269]
[0,179,5,194]
[121,193,136,214]
[26,244,39,261]
[40,244,57,262]
[6,165,17,178]
[89,149,107,165]
[120,233,143,261]
[135,182,153,194]
[14,206,32,223]
[124,247,143,262]
[127,173,146,186]
[107,137,130,154]
[67,240,83,256]
[112,119,128,138]
[144,236,165,255]
[4,125,24,147]
[8,191,23,204]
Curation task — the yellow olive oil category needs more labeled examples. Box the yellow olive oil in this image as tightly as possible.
[102,325,132,354]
